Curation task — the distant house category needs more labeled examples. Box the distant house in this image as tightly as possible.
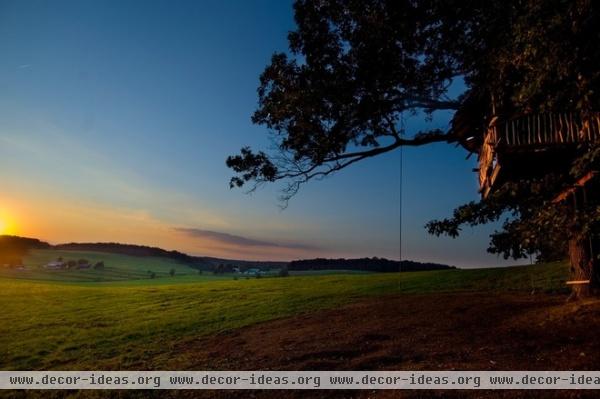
[45,261,65,269]
[77,262,91,269]
[243,268,262,276]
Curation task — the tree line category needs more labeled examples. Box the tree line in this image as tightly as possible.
[289,258,455,273]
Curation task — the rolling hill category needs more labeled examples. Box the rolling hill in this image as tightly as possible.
[0,235,456,276]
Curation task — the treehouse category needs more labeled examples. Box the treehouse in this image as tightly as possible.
[465,113,600,198]
[456,111,600,293]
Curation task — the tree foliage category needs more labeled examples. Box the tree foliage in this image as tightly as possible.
[227,0,600,260]
[227,0,472,202]
[426,0,600,261]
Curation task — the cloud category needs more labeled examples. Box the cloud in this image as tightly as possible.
[174,228,320,251]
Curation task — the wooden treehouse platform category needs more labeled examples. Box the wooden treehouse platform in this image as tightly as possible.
[478,112,600,197]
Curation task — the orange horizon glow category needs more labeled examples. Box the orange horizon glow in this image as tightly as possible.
[0,195,329,262]
[0,207,18,236]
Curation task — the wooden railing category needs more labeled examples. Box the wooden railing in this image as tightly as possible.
[489,112,600,147]
[478,112,600,197]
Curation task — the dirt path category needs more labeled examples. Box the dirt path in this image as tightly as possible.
[167,292,600,398]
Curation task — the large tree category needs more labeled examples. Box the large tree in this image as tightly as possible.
[227,0,600,295]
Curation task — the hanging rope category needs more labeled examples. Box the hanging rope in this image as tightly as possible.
[398,116,404,274]
[399,140,403,271]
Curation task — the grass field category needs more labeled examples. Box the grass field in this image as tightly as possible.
[0,255,569,371]
[0,249,217,283]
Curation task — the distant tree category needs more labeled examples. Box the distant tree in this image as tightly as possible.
[77,259,89,265]
[93,261,105,270]
[213,264,226,274]
[198,269,203,275]
[278,266,290,277]
[0,236,51,266]
[150,272,156,279]
[67,260,77,269]
[289,258,453,272]
[0,239,29,266]
[169,268,175,277]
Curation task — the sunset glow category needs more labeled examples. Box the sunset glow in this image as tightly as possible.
[0,214,15,235]
[0,204,20,235]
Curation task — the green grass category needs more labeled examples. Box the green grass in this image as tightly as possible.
[0,260,568,370]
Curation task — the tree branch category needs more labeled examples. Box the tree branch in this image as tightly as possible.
[274,129,455,181]
[401,98,461,110]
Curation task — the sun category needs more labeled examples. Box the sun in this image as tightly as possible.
[0,210,17,235]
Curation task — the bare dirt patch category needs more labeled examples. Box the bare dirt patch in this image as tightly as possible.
[169,292,600,398]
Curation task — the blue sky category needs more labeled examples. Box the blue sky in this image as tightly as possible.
[0,0,516,267]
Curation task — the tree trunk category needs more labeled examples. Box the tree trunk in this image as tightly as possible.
[568,235,597,298]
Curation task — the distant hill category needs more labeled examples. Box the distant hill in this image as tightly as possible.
[52,242,287,271]
[55,242,195,263]
[0,235,454,272]
[0,235,52,265]
[0,235,52,250]
[289,257,456,273]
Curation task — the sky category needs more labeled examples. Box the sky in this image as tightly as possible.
[0,0,517,267]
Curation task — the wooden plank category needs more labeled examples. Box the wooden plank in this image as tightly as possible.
[517,115,531,142]
[558,114,565,143]
[557,113,563,142]
[512,119,517,145]
[489,163,501,190]
[546,113,554,142]
[566,280,590,285]
[526,115,530,144]
[531,114,535,144]
[553,171,598,203]
[532,114,535,144]
[586,119,591,141]
[540,113,544,144]
[538,114,544,144]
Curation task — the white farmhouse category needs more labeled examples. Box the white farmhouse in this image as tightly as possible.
[45,261,65,269]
